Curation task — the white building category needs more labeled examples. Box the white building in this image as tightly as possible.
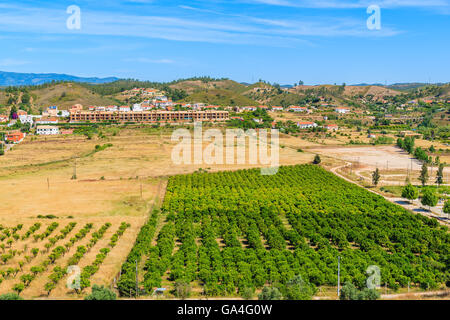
[289,106,308,112]
[19,115,34,125]
[119,106,131,112]
[132,104,143,112]
[297,122,317,129]
[271,106,284,111]
[335,107,350,114]
[36,126,59,135]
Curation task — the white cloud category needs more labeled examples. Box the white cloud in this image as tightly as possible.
[246,0,450,8]
[0,3,401,47]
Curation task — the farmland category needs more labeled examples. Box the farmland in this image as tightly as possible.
[0,127,315,299]
[117,165,449,299]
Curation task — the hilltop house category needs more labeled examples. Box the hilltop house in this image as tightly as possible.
[297,122,317,129]
[325,124,339,131]
[271,106,283,111]
[289,106,308,112]
[0,115,9,123]
[335,107,350,114]
[19,114,34,125]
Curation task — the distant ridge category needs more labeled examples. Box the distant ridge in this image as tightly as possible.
[0,71,120,86]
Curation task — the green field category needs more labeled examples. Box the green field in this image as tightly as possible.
[117,165,449,298]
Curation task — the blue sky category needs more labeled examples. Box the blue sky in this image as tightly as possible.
[0,0,449,85]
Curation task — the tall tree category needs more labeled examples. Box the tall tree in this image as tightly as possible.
[313,154,321,165]
[372,168,381,186]
[419,163,429,186]
[444,200,450,218]
[435,163,444,186]
[402,183,418,203]
[421,188,438,211]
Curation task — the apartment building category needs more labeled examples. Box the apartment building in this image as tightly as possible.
[69,110,229,123]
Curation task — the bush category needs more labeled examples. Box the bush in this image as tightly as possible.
[240,287,255,300]
[174,280,191,299]
[283,275,316,300]
[340,282,380,300]
[84,284,116,300]
[258,286,282,300]
[0,292,24,300]
[313,154,321,164]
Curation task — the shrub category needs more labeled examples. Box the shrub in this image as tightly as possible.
[84,285,116,300]
[258,287,282,300]
[0,292,24,300]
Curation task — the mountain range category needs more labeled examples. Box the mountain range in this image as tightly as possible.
[0,71,120,86]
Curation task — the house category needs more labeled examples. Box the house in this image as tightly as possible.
[241,106,257,112]
[6,131,25,143]
[36,126,59,135]
[325,124,339,131]
[17,110,28,116]
[0,115,9,123]
[119,106,131,112]
[253,118,263,124]
[289,106,308,112]
[335,107,350,114]
[271,106,283,111]
[297,122,317,129]
[19,115,34,125]
[46,106,59,117]
[36,117,59,125]
[132,104,143,112]
[106,105,118,112]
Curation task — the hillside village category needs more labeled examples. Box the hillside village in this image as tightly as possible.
[1,80,449,156]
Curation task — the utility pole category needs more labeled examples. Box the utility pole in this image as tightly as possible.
[72,158,77,180]
[337,256,341,299]
[47,178,50,190]
[135,259,138,298]
[140,183,143,199]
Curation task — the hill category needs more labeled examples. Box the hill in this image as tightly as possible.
[178,88,259,106]
[0,71,119,87]
[31,83,118,110]
[169,79,246,94]
[0,82,118,112]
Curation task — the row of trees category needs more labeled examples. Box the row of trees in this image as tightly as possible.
[147,165,449,297]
